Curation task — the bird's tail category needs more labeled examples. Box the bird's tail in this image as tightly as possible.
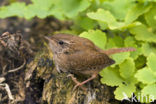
[103,47,136,55]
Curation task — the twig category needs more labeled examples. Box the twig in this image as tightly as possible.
[1,59,26,77]
[8,59,26,73]
[0,77,5,83]
[0,83,14,100]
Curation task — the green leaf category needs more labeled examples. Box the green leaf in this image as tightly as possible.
[106,34,125,49]
[135,67,156,84]
[141,43,156,56]
[119,58,135,79]
[100,67,123,86]
[111,52,130,67]
[98,21,108,30]
[130,48,142,59]
[130,24,156,43]
[142,84,156,97]
[105,38,116,49]
[106,35,131,67]
[49,5,64,20]
[79,30,107,49]
[114,83,136,100]
[74,16,96,30]
[24,5,36,19]
[135,55,146,69]
[125,3,152,24]
[0,2,26,18]
[145,6,156,29]
[0,0,90,19]
[51,0,91,18]
[124,36,136,47]
[102,0,135,20]
[87,8,125,30]
[26,0,53,19]
[147,53,156,72]
[124,36,141,59]
[105,35,124,48]
[113,36,124,47]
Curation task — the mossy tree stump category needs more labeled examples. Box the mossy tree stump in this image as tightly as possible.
[27,47,116,104]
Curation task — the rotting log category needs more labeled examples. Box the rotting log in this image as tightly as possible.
[0,32,33,104]
[29,45,116,104]
[0,31,117,104]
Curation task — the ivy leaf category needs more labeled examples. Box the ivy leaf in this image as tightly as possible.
[147,53,156,72]
[119,58,135,79]
[114,83,136,100]
[142,84,156,97]
[135,67,156,84]
[125,3,152,24]
[130,24,156,43]
[100,67,123,86]
[79,30,107,49]
[145,6,156,29]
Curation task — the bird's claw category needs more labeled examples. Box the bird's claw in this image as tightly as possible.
[73,83,87,91]
[67,74,87,91]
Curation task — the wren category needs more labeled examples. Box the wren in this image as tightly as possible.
[45,33,135,90]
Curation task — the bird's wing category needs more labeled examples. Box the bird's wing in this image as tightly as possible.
[66,50,115,71]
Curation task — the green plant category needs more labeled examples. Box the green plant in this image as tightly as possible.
[0,0,156,103]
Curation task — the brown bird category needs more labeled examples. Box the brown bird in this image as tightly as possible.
[45,33,135,90]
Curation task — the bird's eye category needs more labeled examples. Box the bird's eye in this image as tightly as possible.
[58,40,64,45]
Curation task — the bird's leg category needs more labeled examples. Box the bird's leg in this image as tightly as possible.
[67,74,87,90]
[72,73,97,90]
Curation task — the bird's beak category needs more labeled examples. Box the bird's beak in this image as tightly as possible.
[44,36,55,43]
[44,36,51,42]
[44,36,57,49]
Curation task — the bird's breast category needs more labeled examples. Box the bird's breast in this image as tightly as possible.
[53,54,69,72]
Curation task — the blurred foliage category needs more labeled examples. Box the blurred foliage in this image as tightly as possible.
[0,0,156,102]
